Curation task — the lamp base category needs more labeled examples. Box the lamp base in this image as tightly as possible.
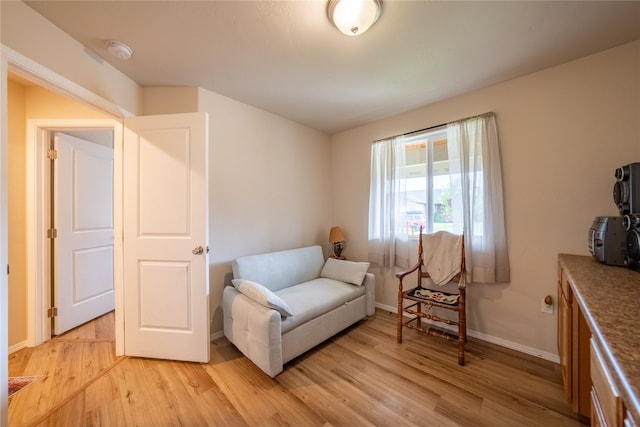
[332,242,345,259]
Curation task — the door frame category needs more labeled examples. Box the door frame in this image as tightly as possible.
[1,44,135,363]
[26,120,120,345]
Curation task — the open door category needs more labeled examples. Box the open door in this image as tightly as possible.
[123,112,209,363]
[54,132,115,334]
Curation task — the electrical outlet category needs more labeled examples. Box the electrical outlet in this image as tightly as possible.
[540,298,553,315]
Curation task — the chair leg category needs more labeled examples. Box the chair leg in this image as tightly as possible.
[458,287,466,365]
[397,295,403,344]
[458,325,465,366]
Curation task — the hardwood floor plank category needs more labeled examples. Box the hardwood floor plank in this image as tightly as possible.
[205,354,327,426]
[276,364,376,426]
[344,312,583,425]
[318,346,456,425]
[340,330,580,426]
[34,393,86,427]
[53,312,107,342]
[9,310,587,426]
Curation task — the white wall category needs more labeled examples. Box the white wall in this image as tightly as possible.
[330,40,640,359]
[199,88,333,334]
[144,87,333,334]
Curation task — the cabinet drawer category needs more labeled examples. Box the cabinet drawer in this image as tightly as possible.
[591,339,622,426]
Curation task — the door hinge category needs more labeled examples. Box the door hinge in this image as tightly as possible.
[47,307,58,318]
[47,228,58,238]
[47,149,58,160]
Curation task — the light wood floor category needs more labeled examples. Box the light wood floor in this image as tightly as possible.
[8,309,586,426]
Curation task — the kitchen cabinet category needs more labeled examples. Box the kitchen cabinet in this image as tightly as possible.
[557,262,591,419]
[558,255,640,427]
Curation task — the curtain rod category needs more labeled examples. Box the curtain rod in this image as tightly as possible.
[373,111,494,143]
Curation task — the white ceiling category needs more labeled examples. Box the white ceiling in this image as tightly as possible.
[25,1,640,135]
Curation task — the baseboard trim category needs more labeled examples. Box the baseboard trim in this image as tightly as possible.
[375,302,559,364]
[210,330,224,341]
[9,341,28,355]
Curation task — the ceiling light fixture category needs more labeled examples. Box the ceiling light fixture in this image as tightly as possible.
[106,40,133,60]
[328,0,382,36]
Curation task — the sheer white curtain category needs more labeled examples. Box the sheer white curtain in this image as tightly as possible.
[368,136,411,269]
[448,112,510,283]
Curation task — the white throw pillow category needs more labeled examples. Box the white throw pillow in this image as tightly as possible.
[320,258,370,285]
[231,279,293,317]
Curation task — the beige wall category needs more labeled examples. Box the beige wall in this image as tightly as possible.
[7,81,112,348]
[330,40,640,358]
[8,80,27,348]
[1,1,142,116]
[143,86,333,334]
[143,87,199,115]
[24,86,111,120]
[198,88,332,333]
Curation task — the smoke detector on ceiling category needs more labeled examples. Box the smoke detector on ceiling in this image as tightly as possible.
[106,40,133,60]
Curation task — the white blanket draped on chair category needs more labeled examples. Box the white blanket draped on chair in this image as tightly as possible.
[422,231,463,286]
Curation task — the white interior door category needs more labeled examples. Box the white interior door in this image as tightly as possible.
[54,132,115,334]
[123,112,209,363]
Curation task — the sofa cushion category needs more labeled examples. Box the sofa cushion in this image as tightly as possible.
[232,245,325,292]
[320,258,370,285]
[232,279,294,317]
[276,278,366,333]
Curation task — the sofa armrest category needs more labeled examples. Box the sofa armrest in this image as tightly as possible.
[363,272,376,316]
[223,286,284,377]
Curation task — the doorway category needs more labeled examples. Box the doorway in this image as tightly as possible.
[26,121,118,346]
[7,73,120,348]
[2,47,132,427]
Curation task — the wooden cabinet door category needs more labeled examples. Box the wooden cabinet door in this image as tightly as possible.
[558,264,591,419]
[558,274,572,403]
[574,303,592,417]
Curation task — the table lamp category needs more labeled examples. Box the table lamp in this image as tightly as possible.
[329,226,346,259]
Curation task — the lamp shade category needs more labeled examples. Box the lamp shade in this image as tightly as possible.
[328,0,381,36]
[329,226,346,243]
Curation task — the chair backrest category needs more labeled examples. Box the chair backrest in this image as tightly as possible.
[417,227,465,287]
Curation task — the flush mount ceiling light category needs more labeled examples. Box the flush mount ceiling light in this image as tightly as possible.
[328,0,382,36]
[106,40,133,60]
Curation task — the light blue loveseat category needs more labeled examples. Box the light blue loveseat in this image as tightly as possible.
[223,245,375,377]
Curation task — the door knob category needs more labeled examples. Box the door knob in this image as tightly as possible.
[192,246,204,255]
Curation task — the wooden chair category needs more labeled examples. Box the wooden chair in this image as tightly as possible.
[396,228,467,365]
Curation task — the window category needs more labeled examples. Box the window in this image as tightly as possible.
[368,113,510,283]
[402,129,452,237]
